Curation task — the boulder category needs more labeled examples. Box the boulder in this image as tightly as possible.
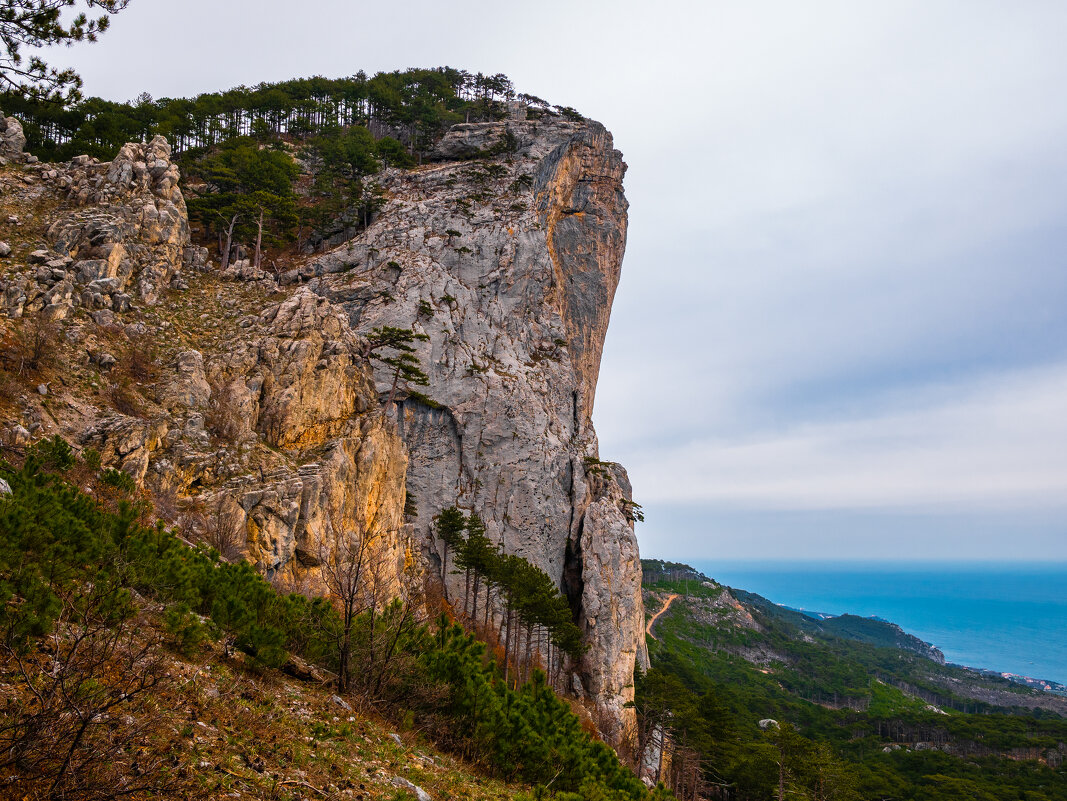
[161,350,211,411]
[92,308,116,326]
[0,112,26,159]
[389,777,431,801]
[9,425,30,446]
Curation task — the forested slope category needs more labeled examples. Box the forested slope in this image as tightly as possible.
[637,560,1067,800]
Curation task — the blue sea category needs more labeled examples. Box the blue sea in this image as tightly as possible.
[688,561,1067,685]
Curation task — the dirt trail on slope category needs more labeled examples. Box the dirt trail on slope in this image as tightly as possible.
[646,594,680,640]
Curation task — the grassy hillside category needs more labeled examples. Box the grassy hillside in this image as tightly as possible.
[0,439,665,800]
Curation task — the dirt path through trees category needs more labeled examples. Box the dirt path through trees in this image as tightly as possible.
[646,594,679,640]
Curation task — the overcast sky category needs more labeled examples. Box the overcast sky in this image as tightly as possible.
[45,1,1067,561]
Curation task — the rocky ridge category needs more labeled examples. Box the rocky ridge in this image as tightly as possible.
[0,117,409,597]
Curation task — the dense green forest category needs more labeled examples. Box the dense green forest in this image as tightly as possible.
[637,560,1067,800]
[0,438,662,799]
[434,505,586,689]
[1,67,571,161]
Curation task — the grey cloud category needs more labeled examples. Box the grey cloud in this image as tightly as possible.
[39,1,1067,560]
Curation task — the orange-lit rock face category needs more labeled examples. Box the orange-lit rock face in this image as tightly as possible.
[1,130,411,614]
[196,289,410,592]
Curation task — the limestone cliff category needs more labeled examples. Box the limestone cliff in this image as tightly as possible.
[0,110,647,744]
[306,116,648,742]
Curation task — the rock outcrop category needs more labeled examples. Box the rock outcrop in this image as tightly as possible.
[308,116,647,743]
[197,289,410,593]
[0,134,206,321]
[0,111,26,162]
[1,131,409,600]
[78,287,411,594]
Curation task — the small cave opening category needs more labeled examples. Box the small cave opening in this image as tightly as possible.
[560,517,585,625]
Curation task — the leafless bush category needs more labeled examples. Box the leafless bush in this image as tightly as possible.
[190,493,245,561]
[0,313,60,377]
[122,332,159,384]
[148,482,182,528]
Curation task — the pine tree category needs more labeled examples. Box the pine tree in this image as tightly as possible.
[0,0,132,101]
[433,506,466,582]
[360,325,430,413]
[461,513,491,625]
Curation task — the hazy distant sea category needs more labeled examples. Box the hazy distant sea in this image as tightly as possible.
[688,560,1067,685]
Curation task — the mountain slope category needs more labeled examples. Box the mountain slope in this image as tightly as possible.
[0,86,647,745]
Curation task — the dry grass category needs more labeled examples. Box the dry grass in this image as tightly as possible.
[1,607,529,801]
[0,163,65,267]
[93,326,163,419]
[141,274,281,367]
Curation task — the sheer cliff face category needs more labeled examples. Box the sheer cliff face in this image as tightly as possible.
[308,117,648,742]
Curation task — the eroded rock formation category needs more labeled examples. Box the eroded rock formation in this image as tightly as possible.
[0,111,26,162]
[0,134,206,321]
[0,136,409,599]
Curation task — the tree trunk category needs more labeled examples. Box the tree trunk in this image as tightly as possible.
[384,364,401,418]
[523,624,533,684]
[546,638,553,688]
[471,572,480,626]
[367,604,377,689]
[464,567,471,618]
[338,608,352,694]
[503,603,512,686]
[253,208,264,269]
[220,213,240,272]
[372,606,411,696]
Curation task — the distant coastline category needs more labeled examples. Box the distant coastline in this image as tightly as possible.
[685,559,1067,686]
